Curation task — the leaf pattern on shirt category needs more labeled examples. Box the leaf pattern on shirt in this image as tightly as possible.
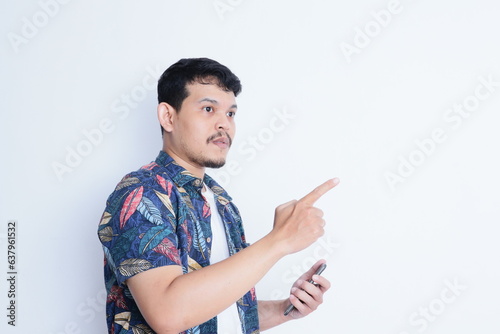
[153,238,181,265]
[116,176,140,191]
[211,185,225,195]
[188,256,202,272]
[139,225,171,256]
[178,186,195,210]
[192,220,207,258]
[217,195,230,206]
[250,287,256,301]
[141,162,157,171]
[156,173,173,196]
[180,219,192,250]
[114,312,131,330]
[155,174,168,191]
[98,226,114,242]
[100,211,112,226]
[202,201,210,218]
[118,258,152,277]
[137,197,163,225]
[102,246,116,272]
[154,190,176,220]
[107,286,128,310]
[132,324,155,334]
[186,325,201,334]
[120,186,144,229]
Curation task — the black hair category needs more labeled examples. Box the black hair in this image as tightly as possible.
[157,57,242,111]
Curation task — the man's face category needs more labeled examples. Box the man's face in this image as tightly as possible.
[167,81,237,170]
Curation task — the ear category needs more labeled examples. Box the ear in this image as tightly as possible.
[157,102,176,133]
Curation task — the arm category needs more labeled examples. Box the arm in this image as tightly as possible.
[258,260,331,331]
[127,179,338,334]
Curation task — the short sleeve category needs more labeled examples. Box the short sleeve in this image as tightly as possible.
[99,182,181,286]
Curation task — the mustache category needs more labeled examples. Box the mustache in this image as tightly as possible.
[207,131,232,147]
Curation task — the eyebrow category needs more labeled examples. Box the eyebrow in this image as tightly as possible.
[198,97,237,109]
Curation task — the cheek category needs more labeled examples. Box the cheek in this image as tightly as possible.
[178,118,208,138]
[187,128,209,148]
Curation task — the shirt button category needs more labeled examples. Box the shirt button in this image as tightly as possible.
[206,237,211,243]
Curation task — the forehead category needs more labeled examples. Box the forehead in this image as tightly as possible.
[185,82,236,103]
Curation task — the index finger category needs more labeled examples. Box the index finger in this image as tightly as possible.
[299,178,339,205]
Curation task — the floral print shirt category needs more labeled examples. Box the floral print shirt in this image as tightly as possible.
[98,151,259,334]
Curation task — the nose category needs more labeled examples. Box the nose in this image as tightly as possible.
[215,112,231,131]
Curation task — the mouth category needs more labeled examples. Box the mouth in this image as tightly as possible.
[210,136,230,149]
[207,132,232,149]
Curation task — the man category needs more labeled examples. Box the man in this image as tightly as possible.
[98,58,339,334]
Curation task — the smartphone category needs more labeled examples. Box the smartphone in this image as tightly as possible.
[283,263,327,316]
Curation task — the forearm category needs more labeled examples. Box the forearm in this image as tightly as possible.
[138,233,287,332]
[258,299,291,331]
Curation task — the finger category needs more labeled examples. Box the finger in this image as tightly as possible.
[300,277,325,295]
[300,259,327,280]
[288,294,309,317]
[300,178,339,205]
[290,289,316,315]
[292,286,316,304]
[310,275,331,291]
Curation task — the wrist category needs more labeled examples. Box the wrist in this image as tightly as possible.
[262,230,290,259]
[258,299,292,331]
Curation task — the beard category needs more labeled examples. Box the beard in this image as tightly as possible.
[182,131,232,169]
[197,157,226,169]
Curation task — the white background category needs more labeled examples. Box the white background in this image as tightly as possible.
[1,0,499,333]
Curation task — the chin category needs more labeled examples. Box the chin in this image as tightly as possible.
[203,159,226,169]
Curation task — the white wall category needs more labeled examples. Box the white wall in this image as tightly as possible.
[2,0,499,333]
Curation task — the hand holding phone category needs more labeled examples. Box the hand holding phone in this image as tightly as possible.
[284,263,327,316]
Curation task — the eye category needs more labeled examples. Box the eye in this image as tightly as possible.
[226,111,236,118]
[203,106,213,112]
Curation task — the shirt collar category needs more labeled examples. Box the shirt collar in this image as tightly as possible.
[155,151,232,201]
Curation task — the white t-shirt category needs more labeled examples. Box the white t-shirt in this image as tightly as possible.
[203,185,243,334]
